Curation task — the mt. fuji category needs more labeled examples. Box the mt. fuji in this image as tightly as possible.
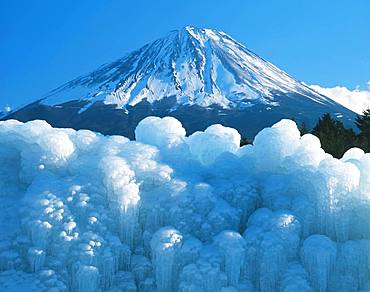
[3,26,356,138]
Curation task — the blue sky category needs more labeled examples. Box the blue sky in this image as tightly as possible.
[1,0,369,109]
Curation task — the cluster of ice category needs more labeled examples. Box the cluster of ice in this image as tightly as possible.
[1,116,370,291]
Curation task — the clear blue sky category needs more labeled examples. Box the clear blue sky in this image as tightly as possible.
[1,0,369,109]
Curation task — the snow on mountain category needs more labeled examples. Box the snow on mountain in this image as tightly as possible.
[43,26,333,110]
[3,26,356,139]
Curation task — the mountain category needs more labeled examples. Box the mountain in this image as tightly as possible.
[3,26,356,138]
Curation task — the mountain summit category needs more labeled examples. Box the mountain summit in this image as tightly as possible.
[43,26,334,109]
[4,26,356,138]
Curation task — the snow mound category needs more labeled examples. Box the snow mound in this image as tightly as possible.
[1,116,370,291]
[135,116,186,149]
[187,124,241,165]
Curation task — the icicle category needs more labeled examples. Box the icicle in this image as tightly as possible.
[314,159,360,241]
[330,240,370,291]
[100,156,140,249]
[179,259,228,292]
[150,227,183,292]
[214,230,246,286]
[100,250,115,289]
[109,238,131,271]
[301,235,337,292]
[112,271,137,291]
[75,265,100,292]
[281,262,313,292]
[118,198,140,249]
[138,277,155,292]
[131,255,153,283]
[259,234,287,292]
[0,249,20,270]
[31,220,53,248]
[178,237,202,268]
[27,247,46,272]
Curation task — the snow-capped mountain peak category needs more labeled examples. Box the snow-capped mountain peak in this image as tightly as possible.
[5,26,355,140]
[43,26,330,110]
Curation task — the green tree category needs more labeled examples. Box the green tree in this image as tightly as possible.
[312,113,356,158]
[355,108,370,152]
[240,137,252,146]
[289,117,309,136]
[298,121,309,136]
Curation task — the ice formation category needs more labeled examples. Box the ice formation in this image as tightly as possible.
[1,116,370,291]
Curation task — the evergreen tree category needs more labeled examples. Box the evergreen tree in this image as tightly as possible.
[355,108,370,152]
[298,121,309,136]
[289,118,309,136]
[240,137,252,146]
[312,113,356,158]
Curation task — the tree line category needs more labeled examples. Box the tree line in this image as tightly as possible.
[241,109,370,158]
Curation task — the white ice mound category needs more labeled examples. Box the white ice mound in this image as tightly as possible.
[1,116,370,291]
[135,116,186,149]
[187,124,241,165]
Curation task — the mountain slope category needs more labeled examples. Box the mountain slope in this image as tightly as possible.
[3,26,356,138]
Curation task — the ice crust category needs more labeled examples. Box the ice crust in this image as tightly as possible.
[1,116,370,291]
